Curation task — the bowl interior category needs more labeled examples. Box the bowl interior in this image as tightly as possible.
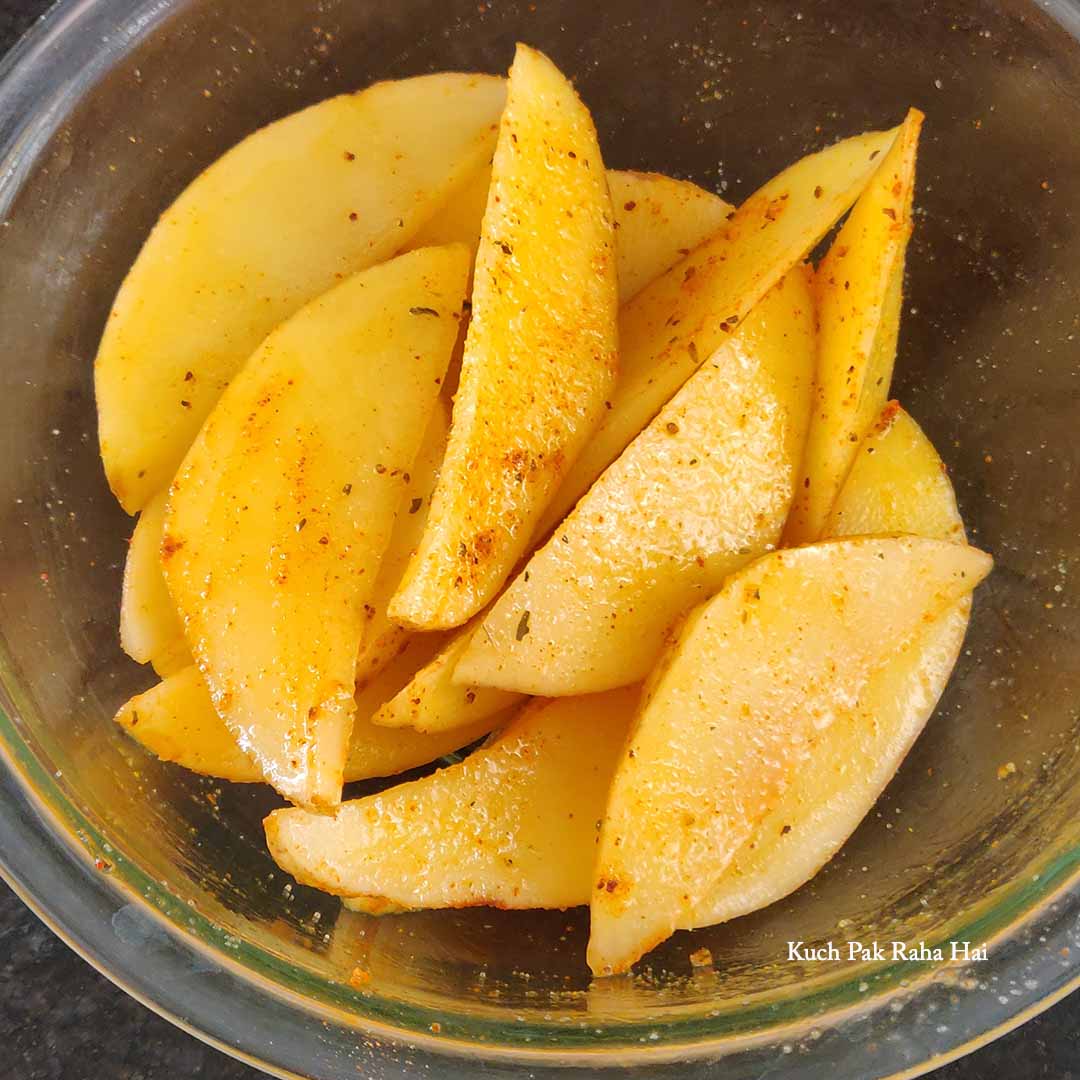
[1,0,1080,1072]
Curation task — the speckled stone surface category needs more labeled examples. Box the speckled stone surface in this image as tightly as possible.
[0,1,1078,1077]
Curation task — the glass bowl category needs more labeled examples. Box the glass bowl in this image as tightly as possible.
[1,0,1079,1076]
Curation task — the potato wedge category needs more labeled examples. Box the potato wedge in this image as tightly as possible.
[825,401,964,542]
[783,109,923,544]
[163,246,468,808]
[408,164,732,303]
[120,490,192,676]
[97,74,505,513]
[389,45,619,631]
[588,536,992,976]
[537,125,900,538]
[265,689,638,909]
[348,634,501,781]
[457,268,814,695]
[381,169,737,730]
[608,171,734,302]
[115,666,258,783]
[694,406,970,928]
[403,162,493,255]
[116,638,497,785]
[354,401,450,684]
[122,404,448,689]
[373,624,522,733]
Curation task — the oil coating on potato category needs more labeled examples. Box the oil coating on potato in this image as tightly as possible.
[96,74,505,513]
[389,45,619,631]
[115,638,498,786]
[407,164,733,303]
[265,688,639,910]
[457,267,815,696]
[120,489,191,676]
[784,108,923,544]
[538,123,901,536]
[163,246,468,808]
[588,536,992,975]
[692,404,972,930]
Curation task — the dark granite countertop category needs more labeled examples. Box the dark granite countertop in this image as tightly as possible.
[0,0,1078,1076]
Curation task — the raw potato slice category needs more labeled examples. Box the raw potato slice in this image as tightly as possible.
[120,490,192,676]
[115,666,259,783]
[588,537,992,976]
[163,246,468,808]
[825,401,964,542]
[121,405,449,690]
[538,125,900,538]
[457,268,815,696]
[347,634,500,781]
[373,624,523,733]
[381,169,737,725]
[389,45,619,631]
[784,109,923,544]
[354,401,450,684]
[608,171,733,302]
[265,688,639,909]
[408,165,733,303]
[693,404,970,927]
[404,163,493,254]
[115,637,497,784]
[96,74,505,513]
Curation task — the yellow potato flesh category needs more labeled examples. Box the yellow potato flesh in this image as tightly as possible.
[115,637,496,785]
[408,165,733,303]
[163,246,468,808]
[692,404,970,928]
[588,536,992,976]
[115,666,257,783]
[784,109,923,544]
[404,161,493,253]
[389,45,619,631]
[265,688,638,909]
[457,268,815,695]
[347,635,501,779]
[825,402,964,542]
[119,490,192,676]
[538,125,900,538]
[96,74,505,513]
[372,623,522,733]
[607,171,734,302]
[121,393,451,693]
[380,172,741,734]
[354,402,449,685]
